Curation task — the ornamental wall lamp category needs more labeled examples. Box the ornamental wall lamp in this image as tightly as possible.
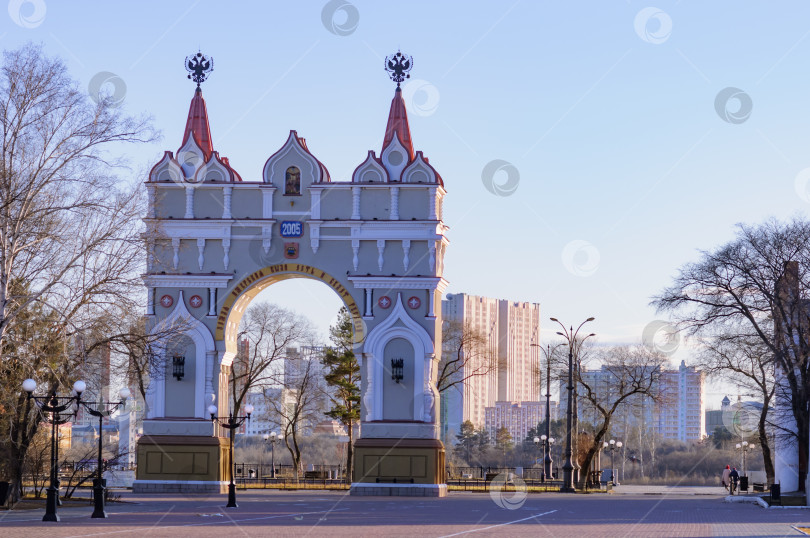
[172,355,185,381]
[391,358,404,383]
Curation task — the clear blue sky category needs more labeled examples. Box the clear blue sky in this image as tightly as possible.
[7,1,810,405]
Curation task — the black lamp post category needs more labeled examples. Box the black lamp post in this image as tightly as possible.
[209,402,253,508]
[550,316,595,493]
[22,378,85,522]
[77,387,130,518]
[531,343,563,481]
[262,431,278,479]
[602,439,623,485]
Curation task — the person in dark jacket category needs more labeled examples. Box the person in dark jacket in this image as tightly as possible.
[729,467,740,494]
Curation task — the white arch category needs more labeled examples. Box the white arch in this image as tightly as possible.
[146,291,216,419]
[363,293,434,422]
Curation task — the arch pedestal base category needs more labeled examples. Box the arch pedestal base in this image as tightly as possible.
[350,438,446,497]
[133,435,230,494]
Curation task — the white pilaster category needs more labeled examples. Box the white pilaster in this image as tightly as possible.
[352,186,361,220]
[207,287,216,316]
[310,223,320,254]
[147,185,156,219]
[185,186,194,219]
[262,225,273,254]
[146,239,154,272]
[146,287,155,315]
[364,288,373,317]
[197,238,205,270]
[429,187,437,220]
[222,186,233,219]
[222,237,231,270]
[377,240,385,271]
[402,240,411,271]
[429,242,436,271]
[171,238,180,270]
[390,186,400,220]
[261,187,275,219]
[427,288,435,317]
[352,239,360,271]
[205,350,215,399]
[311,189,321,219]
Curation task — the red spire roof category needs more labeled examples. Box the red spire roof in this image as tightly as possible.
[382,87,414,160]
[181,87,213,159]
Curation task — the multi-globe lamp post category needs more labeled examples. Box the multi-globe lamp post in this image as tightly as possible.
[602,439,623,485]
[550,316,596,493]
[262,431,279,479]
[208,401,253,508]
[533,435,555,481]
[77,386,130,518]
[736,440,755,476]
[22,378,86,522]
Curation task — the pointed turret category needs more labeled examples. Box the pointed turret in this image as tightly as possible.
[382,87,414,161]
[181,87,213,160]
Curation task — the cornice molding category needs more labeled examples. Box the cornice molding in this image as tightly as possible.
[143,274,233,288]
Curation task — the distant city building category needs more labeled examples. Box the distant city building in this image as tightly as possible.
[243,346,339,437]
[440,293,541,442]
[561,359,705,443]
[705,395,731,437]
[658,360,706,442]
[484,400,559,443]
[74,339,111,431]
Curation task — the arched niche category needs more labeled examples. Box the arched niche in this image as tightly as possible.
[383,337,415,420]
[146,290,215,419]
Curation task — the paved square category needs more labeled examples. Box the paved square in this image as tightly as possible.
[0,489,808,537]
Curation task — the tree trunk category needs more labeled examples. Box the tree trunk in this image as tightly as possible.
[577,419,611,490]
[758,405,775,485]
[345,422,354,482]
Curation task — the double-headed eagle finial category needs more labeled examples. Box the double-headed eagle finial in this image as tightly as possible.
[185,51,214,88]
[384,50,412,88]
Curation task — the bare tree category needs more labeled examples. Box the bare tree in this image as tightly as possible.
[697,327,776,483]
[231,302,314,414]
[267,355,325,480]
[575,345,667,489]
[437,320,495,393]
[652,217,810,490]
[0,43,156,500]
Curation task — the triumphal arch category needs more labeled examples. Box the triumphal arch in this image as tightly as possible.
[133,52,449,497]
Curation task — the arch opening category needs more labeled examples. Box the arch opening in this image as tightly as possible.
[216,264,365,358]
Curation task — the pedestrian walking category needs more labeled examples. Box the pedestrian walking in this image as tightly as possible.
[729,467,740,495]
[722,465,731,492]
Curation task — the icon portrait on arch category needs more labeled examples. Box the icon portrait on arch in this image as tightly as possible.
[285,166,301,195]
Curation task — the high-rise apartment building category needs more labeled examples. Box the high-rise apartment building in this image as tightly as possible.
[658,360,705,442]
[484,400,559,443]
[560,359,705,443]
[440,293,541,442]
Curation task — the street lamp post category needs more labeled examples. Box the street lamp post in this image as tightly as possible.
[262,431,278,479]
[533,435,556,482]
[78,387,130,518]
[550,317,596,493]
[22,378,86,522]
[209,402,254,508]
[530,343,562,482]
[736,441,755,476]
[602,439,623,485]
